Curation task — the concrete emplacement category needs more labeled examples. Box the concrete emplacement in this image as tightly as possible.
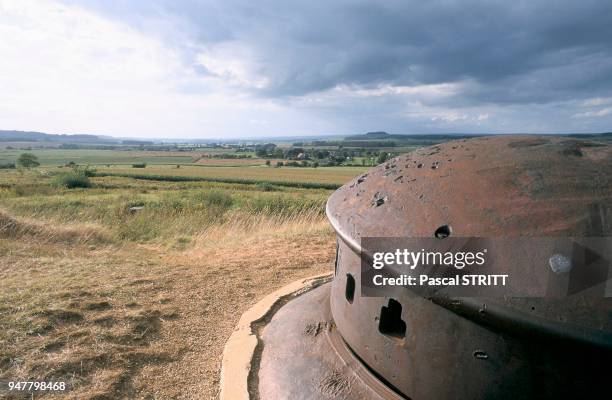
[220,274,403,400]
[221,135,612,400]
[219,273,335,400]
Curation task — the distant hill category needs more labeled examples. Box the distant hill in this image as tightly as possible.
[345,131,484,141]
[567,132,612,138]
[362,131,393,139]
[0,130,116,143]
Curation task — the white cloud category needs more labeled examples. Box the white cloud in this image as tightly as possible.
[429,112,468,122]
[0,0,319,138]
[1,1,610,137]
[581,97,612,107]
[332,83,461,99]
[573,107,612,118]
[197,43,270,89]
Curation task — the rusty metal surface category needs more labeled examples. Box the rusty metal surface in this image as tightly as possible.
[326,136,612,399]
[328,136,612,240]
[257,283,403,400]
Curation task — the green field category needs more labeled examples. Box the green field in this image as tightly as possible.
[94,164,365,186]
[0,153,366,240]
[0,148,198,165]
[0,146,368,189]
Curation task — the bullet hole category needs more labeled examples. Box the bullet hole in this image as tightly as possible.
[473,350,489,360]
[351,174,368,188]
[434,225,452,239]
[417,163,423,168]
[378,299,406,339]
[345,274,355,304]
[372,192,387,207]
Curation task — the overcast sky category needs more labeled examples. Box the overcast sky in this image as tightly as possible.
[1,0,612,138]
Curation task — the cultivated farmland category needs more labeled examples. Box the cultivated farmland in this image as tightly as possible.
[0,147,366,399]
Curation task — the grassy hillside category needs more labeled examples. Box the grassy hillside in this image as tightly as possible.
[0,164,353,399]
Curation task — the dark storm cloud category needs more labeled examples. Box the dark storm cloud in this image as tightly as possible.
[71,0,612,106]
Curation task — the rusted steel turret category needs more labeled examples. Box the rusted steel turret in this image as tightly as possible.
[222,135,612,400]
[326,136,612,399]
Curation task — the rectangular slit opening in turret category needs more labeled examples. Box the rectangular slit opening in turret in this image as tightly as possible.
[345,273,355,303]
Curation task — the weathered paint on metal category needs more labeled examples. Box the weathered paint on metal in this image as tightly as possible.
[326,135,612,399]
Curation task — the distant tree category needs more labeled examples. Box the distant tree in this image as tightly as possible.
[255,143,277,158]
[314,150,329,159]
[376,152,389,165]
[265,160,271,166]
[268,148,281,158]
[313,161,319,168]
[284,147,305,159]
[276,161,284,167]
[16,153,39,169]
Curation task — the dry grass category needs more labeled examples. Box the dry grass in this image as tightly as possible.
[0,167,346,398]
[0,209,335,399]
[0,209,110,245]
